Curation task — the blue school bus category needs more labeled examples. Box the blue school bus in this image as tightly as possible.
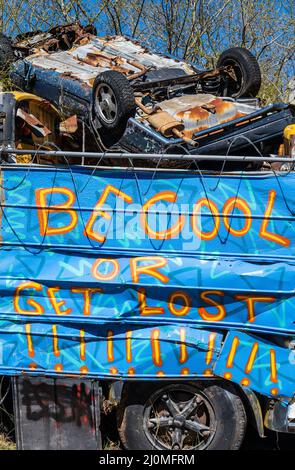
[0,157,294,449]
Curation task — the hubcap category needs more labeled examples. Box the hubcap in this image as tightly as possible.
[95,84,118,124]
[143,385,216,450]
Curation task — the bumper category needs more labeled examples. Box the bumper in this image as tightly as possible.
[265,398,295,433]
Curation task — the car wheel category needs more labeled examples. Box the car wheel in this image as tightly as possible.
[117,381,247,450]
[0,34,14,69]
[217,47,261,98]
[92,70,136,146]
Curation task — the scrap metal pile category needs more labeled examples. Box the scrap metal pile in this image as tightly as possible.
[0,22,294,168]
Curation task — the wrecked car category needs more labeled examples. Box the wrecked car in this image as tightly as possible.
[0,90,79,164]
[2,23,294,163]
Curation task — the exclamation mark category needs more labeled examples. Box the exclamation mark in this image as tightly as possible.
[80,329,86,361]
[107,330,114,362]
[126,331,132,363]
[270,349,278,382]
[25,324,35,358]
[52,325,60,357]
[179,328,188,364]
[245,342,259,374]
[270,348,278,396]
[224,336,239,380]
[151,329,162,367]
[206,333,216,365]
[226,336,239,368]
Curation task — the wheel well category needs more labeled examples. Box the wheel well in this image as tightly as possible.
[227,382,265,438]
[116,378,265,438]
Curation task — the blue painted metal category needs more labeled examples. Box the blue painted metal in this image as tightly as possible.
[11,61,91,119]
[214,330,294,399]
[0,165,294,399]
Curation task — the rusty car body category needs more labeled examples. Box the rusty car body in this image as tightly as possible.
[0,90,83,166]
[2,23,293,165]
[0,91,65,164]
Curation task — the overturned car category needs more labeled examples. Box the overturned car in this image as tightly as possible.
[1,23,295,164]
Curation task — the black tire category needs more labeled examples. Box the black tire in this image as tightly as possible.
[92,70,135,146]
[0,34,14,69]
[118,381,247,450]
[217,47,261,98]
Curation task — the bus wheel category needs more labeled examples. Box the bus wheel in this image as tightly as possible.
[118,381,247,450]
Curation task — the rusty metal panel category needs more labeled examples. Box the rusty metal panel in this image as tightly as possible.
[14,24,196,78]
[87,36,195,74]
[156,95,247,138]
[13,376,101,450]
[19,34,196,88]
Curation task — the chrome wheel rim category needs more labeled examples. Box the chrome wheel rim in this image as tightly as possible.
[95,83,118,124]
[143,385,217,450]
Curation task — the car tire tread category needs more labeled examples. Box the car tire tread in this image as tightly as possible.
[217,47,261,98]
[0,34,14,68]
